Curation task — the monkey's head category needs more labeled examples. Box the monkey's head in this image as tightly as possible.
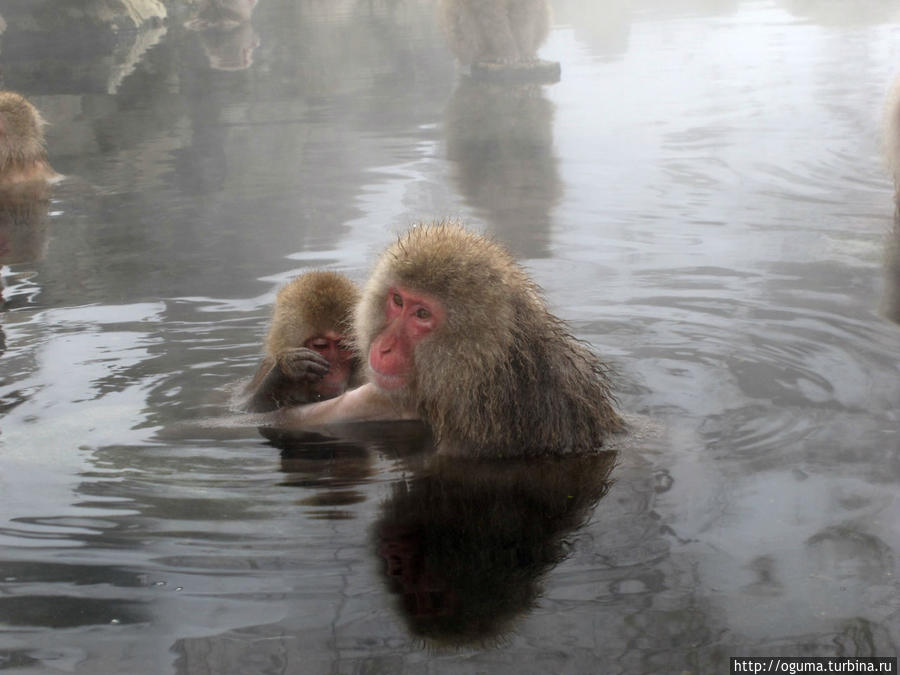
[356,223,538,400]
[268,270,359,398]
[0,92,48,173]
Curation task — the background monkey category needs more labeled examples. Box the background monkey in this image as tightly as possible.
[0,91,58,184]
[241,270,363,413]
[277,223,623,457]
[439,0,552,67]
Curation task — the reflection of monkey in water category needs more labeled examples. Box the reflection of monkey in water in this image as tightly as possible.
[375,452,616,645]
[277,224,623,457]
[439,0,559,83]
[0,92,59,185]
[881,77,900,324]
[270,420,434,516]
[240,271,363,413]
[445,77,560,258]
[884,221,900,324]
[184,0,261,71]
[0,181,51,312]
[279,440,374,515]
[0,182,50,266]
[185,0,257,28]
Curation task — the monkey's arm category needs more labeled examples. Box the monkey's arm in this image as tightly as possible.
[274,383,417,428]
[241,348,330,412]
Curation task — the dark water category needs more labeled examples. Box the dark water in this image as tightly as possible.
[1,0,899,672]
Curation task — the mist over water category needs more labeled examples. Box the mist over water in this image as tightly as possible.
[1,0,899,672]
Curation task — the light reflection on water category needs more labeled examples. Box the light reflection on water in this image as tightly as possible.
[0,0,899,672]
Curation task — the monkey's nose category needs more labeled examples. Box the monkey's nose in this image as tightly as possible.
[377,331,399,353]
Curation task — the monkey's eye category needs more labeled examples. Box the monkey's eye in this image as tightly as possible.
[392,293,403,307]
[415,308,431,320]
[310,339,329,350]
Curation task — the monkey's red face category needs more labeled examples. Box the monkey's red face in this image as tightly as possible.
[369,286,444,391]
[305,330,354,398]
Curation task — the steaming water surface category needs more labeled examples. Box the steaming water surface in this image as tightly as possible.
[1,0,899,672]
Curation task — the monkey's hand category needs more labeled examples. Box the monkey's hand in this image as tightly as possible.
[276,347,330,382]
[240,349,329,412]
